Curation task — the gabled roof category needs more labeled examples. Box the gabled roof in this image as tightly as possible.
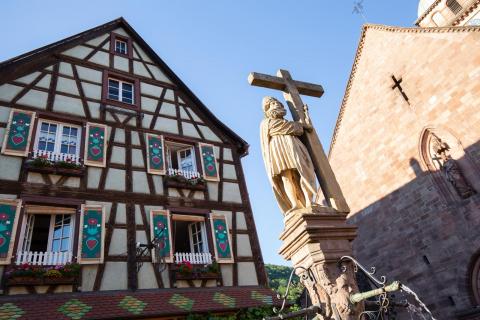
[328,23,480,157]
[0,17,249,155]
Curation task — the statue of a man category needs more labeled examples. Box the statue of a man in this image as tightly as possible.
[260,96,318,214]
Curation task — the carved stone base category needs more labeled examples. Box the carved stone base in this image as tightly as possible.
[279,207,363,319]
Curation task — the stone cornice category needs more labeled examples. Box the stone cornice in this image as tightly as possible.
[415,0,443,26]
[328,23,480,158]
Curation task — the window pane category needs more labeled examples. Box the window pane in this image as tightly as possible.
[41,123,49,132]
[70,127,77,136]
[108,80,120,101]
[53,225,62,239]
[38,141,46,151]
[63,224,71,237]
[61,239,70,252]
[68,146,76,155]
[47,142,55,152]
[52,239,60,252]
[60,144,68,154]
[62,126,70,135]
[49,124,57,133]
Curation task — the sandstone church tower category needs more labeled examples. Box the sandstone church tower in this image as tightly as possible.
[328,1,480,319]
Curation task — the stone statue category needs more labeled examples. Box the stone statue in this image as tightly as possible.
[260,96,318,214]
[432,136,476,199]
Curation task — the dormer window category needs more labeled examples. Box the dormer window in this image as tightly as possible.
[108,78,134,104]
[115,39,128,55]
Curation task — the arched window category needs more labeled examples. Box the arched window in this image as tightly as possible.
[419,127,477,201]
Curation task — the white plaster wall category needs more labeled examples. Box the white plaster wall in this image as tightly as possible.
[89,51,109,67]
[237,234,253,257]
[223,148,233,161]
[147,64,172,83]
[86,33,109,46]
[80,265,97,291]
[131,131,140,146]
[164,89,175,101]
[0,107,10,122]
[132,149,144,167]
[36,74,51,89]
[222,182,242,203]
[142,114,153,129]
[63,177,80,188]
[168,188,180,198]
[114,56,129,72]
[154,117,178,134]
[0,155,21,181]
[141,96,157,112]
[53,95,85,116]
[136,230,147,245]
[59,62,73,76]
[237,212,247,230]
[138,263,159,289]
[187,107,203,123]
[17,90,48,109]
[223,164,237,180]
[159,102,176,117]
[207,182,218,201]
[133,43,153,63]
[161,269,170,288]
[87,167,102,189]
[82,82,102,100]
[179,106,189,120]
[212,210,232,228]
[100,262,128,290]
[182,122,200,138]
[193,191,204,200]
[133,171,149,194]
[109,229,127,255]
[237,262,258,286]
[56,77,79,95]
[221,264,233,286]
[110,146,126,165]
[0,194,17,199]
[62,45,93,60]
[135,205,143,225]
[152,175,163,195]
[116,203,126,224]
[27,172,44,184]
[105,168,126,191]
[133,61,151,78]
[15,72,41,84]
[113,28,129,37]
[76,66,102,83]
[0,84,22,102]
[199,125,222,142]
[140,82,162,97]
[114,128,125,143]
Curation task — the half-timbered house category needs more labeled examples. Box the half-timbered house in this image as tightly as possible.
[0,18,276,319]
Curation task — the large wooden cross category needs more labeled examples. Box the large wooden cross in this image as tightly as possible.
[248,69,349,212]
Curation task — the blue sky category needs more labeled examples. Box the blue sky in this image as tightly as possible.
[1,1,418,265]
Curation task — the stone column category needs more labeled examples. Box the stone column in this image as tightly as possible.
[278,207,363,319]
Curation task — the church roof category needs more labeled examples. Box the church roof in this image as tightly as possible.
[328,23,480,157]
[0,17,250,155]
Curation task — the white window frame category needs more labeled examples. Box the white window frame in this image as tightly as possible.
[177,147,196,172]
[34,119,82,158]
[188,221,209,253]
[107,78,135,104]
[166,142,197,172]
[21,213,75,253]
[115,39,128,55]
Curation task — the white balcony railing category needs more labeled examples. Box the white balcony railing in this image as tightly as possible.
[174,252,212,265]
[32,149,81,165]
[167,168,201,180]
[15,251,73,266]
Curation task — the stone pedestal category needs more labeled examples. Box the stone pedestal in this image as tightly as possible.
[279,207,363,319]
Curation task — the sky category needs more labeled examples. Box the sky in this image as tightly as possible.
[0,0,419,265]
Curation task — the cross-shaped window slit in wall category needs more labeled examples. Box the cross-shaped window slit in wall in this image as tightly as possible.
[391,75,410,105]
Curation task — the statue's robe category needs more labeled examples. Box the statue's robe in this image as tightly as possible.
[260,117,317,213]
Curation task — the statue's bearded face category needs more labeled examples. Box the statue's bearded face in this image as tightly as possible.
[268,100,286,118]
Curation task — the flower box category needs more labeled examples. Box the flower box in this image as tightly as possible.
[164,179,206,191]
[6,276,77,286]
[24,162,85,177]
[174,272,221,281]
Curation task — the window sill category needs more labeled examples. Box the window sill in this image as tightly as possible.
[6,276,78,286]
[24,162,86,177]
[104,98,139,111]
[173,271,221,281]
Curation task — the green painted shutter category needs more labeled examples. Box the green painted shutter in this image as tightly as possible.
[150,210,173,263]
[0,199,22,265]
[199,143,219,181]
[146,133,166,175]
[1,109,36,157]
[210,213,234,263]
[84,123,108,167]
[78,205,105,264]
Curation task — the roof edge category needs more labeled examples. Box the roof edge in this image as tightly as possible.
[328,23,480,158]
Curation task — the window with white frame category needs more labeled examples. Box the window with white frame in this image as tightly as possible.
[34,120,81,160]
[22,213,73,253]
[108,78,134,104]
[173,220,208,253]
[115,39,128,55]
[166,142,197,173]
